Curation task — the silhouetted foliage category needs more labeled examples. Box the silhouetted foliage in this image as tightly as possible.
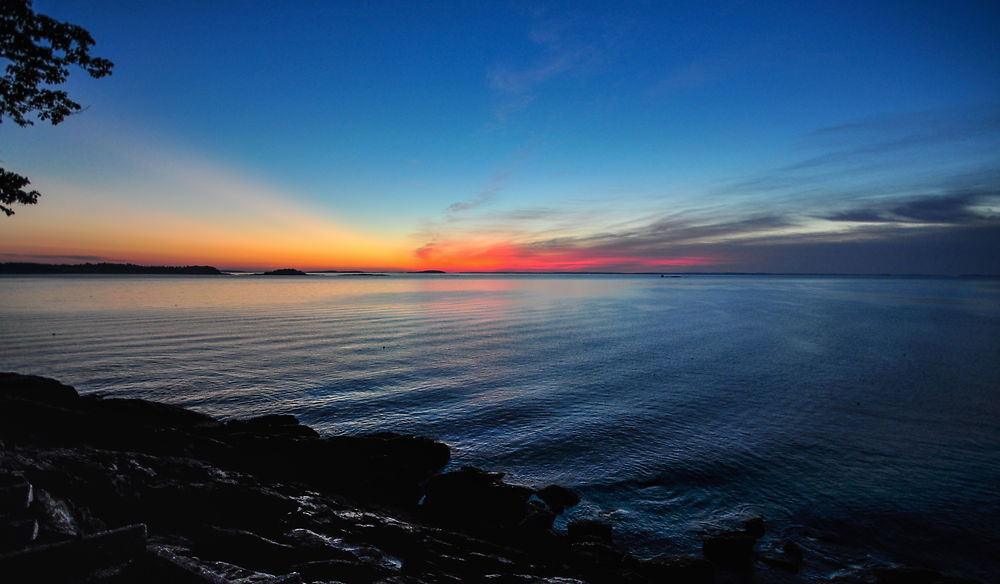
[1,0,113,215]
[0,168,38,216]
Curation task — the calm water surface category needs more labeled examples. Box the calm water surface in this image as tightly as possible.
[1,274,998,581]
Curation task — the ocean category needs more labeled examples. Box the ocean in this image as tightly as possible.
[1,273,998,582]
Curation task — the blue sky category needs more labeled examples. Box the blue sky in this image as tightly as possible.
[2,0,998,272]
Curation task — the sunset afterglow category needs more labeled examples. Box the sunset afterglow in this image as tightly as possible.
[1,2,997,273]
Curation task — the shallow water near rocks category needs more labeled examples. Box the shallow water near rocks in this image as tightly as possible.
[2,273,998,582]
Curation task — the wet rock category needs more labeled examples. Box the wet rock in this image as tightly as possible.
[148,545,303,584]
[225,414,319,441]
[567,519,613,544]
[519,499,557,533]
[759,537,803,572]
[280,527,358,561]
[32,488,84,540]
[193,526,298,573]
[294,557,390,583]
[536,485,580,515]
[701,533,756,572]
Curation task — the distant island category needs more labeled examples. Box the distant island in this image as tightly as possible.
[257,268,309,276]
[409,269,446,274]
[335,273,388,277]
[257,269,387,277]
[0,262,222,275]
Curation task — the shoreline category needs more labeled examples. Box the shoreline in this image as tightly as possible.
[0,373,979,583]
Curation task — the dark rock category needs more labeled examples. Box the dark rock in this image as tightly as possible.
[638,555,713,584]
[294,558,390,583]
[0,523,146,580]
[873,566,943,584]
[225,414,320,440]
[741,514,765,538]
[193,526,298,573]
[702,533,756,572]
[280,527,360,562]
[518,499,557,533]
[567,519,614,544]
[140,481,296,533]
[32,488,84,540]
[300,432,450,505]
[759,536,802,573]
[148,545,302,584]
[759,552,800,572]
[0,374,85,445]
[422,466,534,533]
[0,519,38,550]
[85,397,223,432]
[0,475,33,512]
[535,484,580,515]
[567,540,626,576]
[782,539,804,563]
[0,372,79,405]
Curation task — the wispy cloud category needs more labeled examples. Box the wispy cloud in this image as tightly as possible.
[719,106,1000,220]
[411,105,1000,273]
[826,190,998,224]
[445,172,506,217]
[487,11,625,122]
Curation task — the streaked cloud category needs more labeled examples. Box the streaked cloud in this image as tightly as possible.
[410,105,1000,273]
[826,190,998,224]
[487,11,625,121]
[445,172,506,217]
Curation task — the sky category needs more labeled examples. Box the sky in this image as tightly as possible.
[1,0,998,273]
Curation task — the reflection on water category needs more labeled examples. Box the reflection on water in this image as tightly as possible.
[1,273,999,582]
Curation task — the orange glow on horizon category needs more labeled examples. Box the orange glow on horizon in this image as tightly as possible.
[1,233,719,273]
[408,239,719,272]
[0,194,719,272]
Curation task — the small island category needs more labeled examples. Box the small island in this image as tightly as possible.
[257,268,309,276]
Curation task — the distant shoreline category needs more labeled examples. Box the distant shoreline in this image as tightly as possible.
[0,262,222,275]
[0,262,995,278]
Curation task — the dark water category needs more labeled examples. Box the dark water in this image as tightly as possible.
[2,274,998,581]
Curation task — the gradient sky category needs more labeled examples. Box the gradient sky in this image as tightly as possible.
[2,1,998,273]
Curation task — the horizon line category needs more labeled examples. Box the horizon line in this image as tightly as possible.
[2,261,998,279]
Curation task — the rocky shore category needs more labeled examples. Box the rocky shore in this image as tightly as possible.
[0,373,978,583]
